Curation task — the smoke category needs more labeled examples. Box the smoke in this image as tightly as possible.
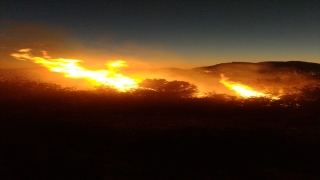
[0,20,69,67]
[0,20,202,89]
[1,20,319,94]
[0,20,195,67]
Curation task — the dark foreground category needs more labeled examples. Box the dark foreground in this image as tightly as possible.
[1,93,320,179]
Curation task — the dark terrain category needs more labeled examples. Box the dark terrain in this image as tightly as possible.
[1,64,320,179]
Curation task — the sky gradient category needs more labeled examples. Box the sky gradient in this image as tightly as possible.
[1,0,319,68]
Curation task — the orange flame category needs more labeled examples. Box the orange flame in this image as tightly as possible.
[220,74,279,100]
[11,49,138,91]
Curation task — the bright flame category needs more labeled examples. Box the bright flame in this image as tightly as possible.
[11,49,138,91]
[220,74,279,100]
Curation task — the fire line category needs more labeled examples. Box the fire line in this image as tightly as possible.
[11,49,138,91]
[219,74,279,100]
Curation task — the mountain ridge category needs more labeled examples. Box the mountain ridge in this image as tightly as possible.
[192,61,320,78]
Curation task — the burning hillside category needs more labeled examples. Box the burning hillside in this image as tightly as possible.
[4,49,320,100]
[219,74,279,99]
[11,49,139,91]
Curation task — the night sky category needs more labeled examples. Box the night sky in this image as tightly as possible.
[1,0,319,68]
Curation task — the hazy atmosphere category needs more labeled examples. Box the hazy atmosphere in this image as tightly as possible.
[1,1,320,179]
[1,0,319,70]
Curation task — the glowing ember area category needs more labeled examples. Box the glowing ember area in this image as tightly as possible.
[11,49,138,91]
[220,74,279,100]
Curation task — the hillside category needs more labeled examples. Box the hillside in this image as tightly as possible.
[1,61,320,95]
[1,74,320,179]
[194,61,320,78]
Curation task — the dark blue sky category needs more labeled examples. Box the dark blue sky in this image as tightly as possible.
[1,0,319,67]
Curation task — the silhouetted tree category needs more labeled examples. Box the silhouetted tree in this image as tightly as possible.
[138,79,198,98]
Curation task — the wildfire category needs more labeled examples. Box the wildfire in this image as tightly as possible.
[220,74,279,100]
[11,49,138,91]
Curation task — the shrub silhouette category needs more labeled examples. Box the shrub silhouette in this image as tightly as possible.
[1,76,319,106]
[0,76,72,99]
[137,78,198,98]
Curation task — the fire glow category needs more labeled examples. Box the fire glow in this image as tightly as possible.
[11,49,138,91]
[220,74,279,100]
[11,49,280,99]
